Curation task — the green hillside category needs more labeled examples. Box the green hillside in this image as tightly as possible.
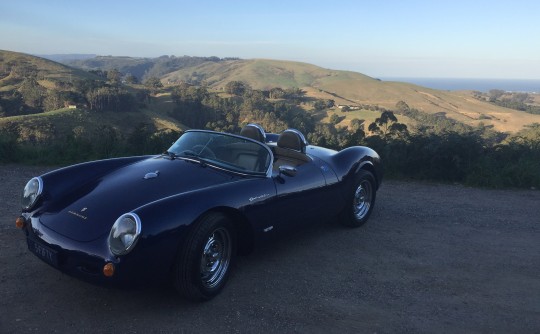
[3,50,540,137]
[0,49,99,90]
[163,58,540,133]
[0,50,184,144]
[2,51,540,188]
[65,55,232,82]
[58,53,540,133]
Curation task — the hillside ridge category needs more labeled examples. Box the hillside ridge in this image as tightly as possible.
[162,57,540,132]
[2,50,540,133]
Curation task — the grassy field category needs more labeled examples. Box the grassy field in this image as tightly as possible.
[0,94,185,143]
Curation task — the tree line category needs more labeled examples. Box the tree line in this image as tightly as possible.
[2,77,540,189]
[170,82,540,188]
[473,89,540,115]
[0,63,166,116]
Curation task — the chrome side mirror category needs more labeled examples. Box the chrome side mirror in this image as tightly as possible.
[278,165,297,177]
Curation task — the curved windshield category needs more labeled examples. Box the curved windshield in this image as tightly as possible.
[168,130,273,175]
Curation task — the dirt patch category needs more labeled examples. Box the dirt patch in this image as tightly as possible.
[1,164,539,333]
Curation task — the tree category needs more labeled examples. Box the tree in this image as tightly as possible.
[313,99,334,111]
[347,118,366,145]
[368,111,398,136]
[135,89,151,105]
[269,87,285,99]
[388,122,409,139]
[43,90,65,111]
[284,87,305,99]
[511,92,530,104]
[144,77,163,94]
[395,100,410,114]
[88,70,107,78]
[18,76,44,109]
[86,87,137,112]
[368,110,408,139]
[125,74,138,84]
[488,89,505,101]
[329,113,341,125]
[107,69,122,85]
[225,81,250,96]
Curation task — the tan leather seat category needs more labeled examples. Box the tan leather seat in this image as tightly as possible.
[240,123,266,142]
[274,129,311,167]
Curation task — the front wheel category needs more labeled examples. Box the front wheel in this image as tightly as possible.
[174,213,236,301]
[340,170,377,227]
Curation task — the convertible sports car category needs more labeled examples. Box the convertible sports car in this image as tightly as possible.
[16,124,382,301]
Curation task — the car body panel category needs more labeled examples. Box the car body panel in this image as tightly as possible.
[19,129,382,288]
[39,157,239,242]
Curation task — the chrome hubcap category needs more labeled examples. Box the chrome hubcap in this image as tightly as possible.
[200,228,231,289]
[353,180,373,221]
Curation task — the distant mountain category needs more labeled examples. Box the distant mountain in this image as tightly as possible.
[65,55,235,81]
[36,54,97,63]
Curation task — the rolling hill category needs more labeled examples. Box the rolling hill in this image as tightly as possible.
[0,50,184,142]
[162,58,540,133]
[63,53,540,132]
[3,50,540,140]
[0,49,99,91]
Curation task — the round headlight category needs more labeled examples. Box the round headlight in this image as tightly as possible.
[22,177,43,211]
[108,213,142,256]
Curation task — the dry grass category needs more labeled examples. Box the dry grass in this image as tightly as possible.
[162,58,540,133]
[3,50,540,135]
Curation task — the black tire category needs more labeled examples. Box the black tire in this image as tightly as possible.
[340,170,376,227]
[174,213,236,301]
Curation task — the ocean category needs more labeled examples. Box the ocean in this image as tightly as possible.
[380,77,540,93]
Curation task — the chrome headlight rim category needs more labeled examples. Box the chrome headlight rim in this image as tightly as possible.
[22,177,43,211]
[108,213,142,256]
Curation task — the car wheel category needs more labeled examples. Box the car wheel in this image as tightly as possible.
[340,170,376,227]
[174,213,236,301]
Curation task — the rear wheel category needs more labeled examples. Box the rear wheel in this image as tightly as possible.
[174,213,236,301]
[340,170,376,227]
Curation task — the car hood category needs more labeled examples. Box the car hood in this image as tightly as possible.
[39,157,235,242]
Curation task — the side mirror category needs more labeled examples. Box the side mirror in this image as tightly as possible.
[278,165,297,177]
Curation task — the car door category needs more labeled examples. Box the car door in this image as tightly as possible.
[270,160,329,231]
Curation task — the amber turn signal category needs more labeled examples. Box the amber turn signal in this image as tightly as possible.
[103,263,115,277]
[15,216,26,229]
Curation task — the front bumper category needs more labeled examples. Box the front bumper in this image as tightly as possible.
[19,214,172,288]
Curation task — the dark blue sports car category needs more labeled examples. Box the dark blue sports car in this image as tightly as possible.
[17,124,382,301]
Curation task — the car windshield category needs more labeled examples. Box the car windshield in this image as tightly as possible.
[167,130,272,175]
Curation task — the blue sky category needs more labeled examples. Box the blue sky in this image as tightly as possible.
[1,0,539,79]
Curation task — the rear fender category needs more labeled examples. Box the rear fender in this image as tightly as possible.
[331,146,382,187]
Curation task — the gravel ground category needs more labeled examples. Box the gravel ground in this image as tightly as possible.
[1,164,539,333]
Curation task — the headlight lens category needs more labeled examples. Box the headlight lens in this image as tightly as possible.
[108,213,142,256]
[22,177,43,210]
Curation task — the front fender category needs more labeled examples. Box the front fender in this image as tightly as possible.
[36,156,152,208]
[133,176,276,246]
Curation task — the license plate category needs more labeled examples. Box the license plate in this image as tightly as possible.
[27,238,59,267]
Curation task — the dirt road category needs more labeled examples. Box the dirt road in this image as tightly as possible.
[1,165,539,333]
